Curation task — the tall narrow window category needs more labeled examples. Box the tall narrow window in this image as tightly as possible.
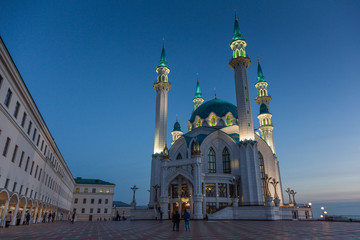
[38,169,42,181]
[34,165,39,178]
[27,121,32,135]
[41,140,44,151]
[259,152,266,200]
[30,161,34,175]
[11,144,18,162]
[32,129,37,141]
[37,134,40,146]
[3,137,11,157]
[25,157,30,172]
[222,147,231,173]
[0,74,3,89]
[4,89,12,107]
[21,112,27,127]
[208,147,216,173]
[12,182,17,192]
[176,153,182,160]
[19,151,24,167]
[13,102,20,118]
[19,185,23,194]
[4,178,10,188]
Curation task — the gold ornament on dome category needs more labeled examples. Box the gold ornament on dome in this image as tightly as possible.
[163,144,169,159]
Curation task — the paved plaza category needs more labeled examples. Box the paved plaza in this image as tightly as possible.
[0,220,359,239]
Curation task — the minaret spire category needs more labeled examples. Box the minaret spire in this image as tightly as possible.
[229,14,264,206]
[153,40,171,153]
[255,59,276,154]
[193,73,204,110]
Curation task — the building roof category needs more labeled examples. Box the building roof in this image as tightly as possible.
[74,177,115,185]
[113,201,131,207]
[158,42,167,67]
[189,98,238,123]
[257,60,265,82]
[232,13,244,42]
[173,120,181,131]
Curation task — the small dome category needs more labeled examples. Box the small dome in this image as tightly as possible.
[260,103,269,114]
[189,98,238,123]
[173,121,181,131]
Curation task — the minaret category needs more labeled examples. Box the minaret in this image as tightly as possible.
[193,74,204,110]
[255,59,276,154]
[229,13,264,206]
[229,13,254,141]
[171,117,183,145]
[153,40,171,154]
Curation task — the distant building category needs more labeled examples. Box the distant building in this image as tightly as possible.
[0,36,117,226]
[0,36,74,226]
[112,201,131,220]
[72,177,115,221]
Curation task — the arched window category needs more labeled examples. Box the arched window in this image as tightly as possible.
[236,50,240,58]
[240,49,244,57]
[258,152,266,200]
[208,148,216,173]
[222,147,231,173]
[176,153,182,160]
[161,75,165,82]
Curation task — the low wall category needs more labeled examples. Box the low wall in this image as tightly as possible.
[130,209,156,220]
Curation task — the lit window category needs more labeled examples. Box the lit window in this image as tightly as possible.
[205,183,216,197]
[84,188,88,193]
[99,189,103,193]
[106,189,110,193]
[76,188,80,193]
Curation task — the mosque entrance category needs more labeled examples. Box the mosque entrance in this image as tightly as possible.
[168,175,194,218]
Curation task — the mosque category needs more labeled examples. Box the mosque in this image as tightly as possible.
[146,15,312,220]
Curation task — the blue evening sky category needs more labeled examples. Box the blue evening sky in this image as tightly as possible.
[1,0,359,212]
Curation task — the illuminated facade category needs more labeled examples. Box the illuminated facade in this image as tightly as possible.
[148,15,312,220]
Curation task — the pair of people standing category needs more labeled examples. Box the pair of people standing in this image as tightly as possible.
[172,210,190,232]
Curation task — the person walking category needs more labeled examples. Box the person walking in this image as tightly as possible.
[52,212,55,222]
[182,209,190,232]
[25,212,31,225]
[16,211,22,225]
[71,211,76,224]
[5,211,12,228]
[172,211,180,232]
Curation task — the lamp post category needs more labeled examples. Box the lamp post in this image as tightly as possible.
[290,190,297,206]
[230,176,240,206]
[131,185,139,209]
[320,206,327,220]
[285,188,292,205]
[262,174,273,206]
[270,178,280,207]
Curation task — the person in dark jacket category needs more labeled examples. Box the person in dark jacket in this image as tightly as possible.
[172,211,180,231]
[182,209,190,232]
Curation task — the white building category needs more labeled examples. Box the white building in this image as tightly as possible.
[72,177,115,221]
[0,36,75,226]
[148,15,313,220]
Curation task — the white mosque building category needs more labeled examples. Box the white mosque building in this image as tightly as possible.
[147,15,312,220]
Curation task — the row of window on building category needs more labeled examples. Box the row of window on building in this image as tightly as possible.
[75,188,110,193]
[74,207,109,214]
[0,74,65,177]
[74,198,109,205]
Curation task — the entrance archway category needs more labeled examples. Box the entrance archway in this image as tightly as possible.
[8,194,19,225]
[167,174,194,219]
[0,190,9,220]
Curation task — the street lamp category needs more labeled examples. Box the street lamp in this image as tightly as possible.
[131,185,139,209]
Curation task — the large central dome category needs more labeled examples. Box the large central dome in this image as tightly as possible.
[189,98,238,123]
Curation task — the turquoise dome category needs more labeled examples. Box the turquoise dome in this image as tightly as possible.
[173,121,181,131]
[190,98,238,123]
